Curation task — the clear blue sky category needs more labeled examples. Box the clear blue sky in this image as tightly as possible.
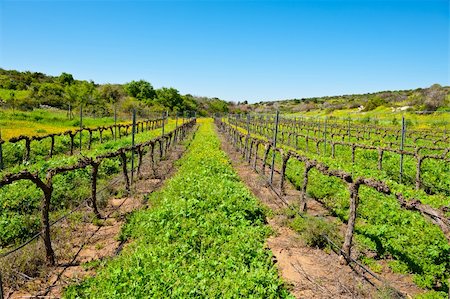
[0,0,448,103]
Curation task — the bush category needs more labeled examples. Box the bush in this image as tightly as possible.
[289,214,341,249]
[363,97,387,112]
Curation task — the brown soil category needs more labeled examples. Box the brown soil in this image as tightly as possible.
[3,128,196,299]
[216,126,423,299]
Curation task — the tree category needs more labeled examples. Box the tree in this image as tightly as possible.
[64,84,80,119]
[424,84,446,111]
[99,84,124,105]
[36,82,65,108]
[58,72,74,86]
[155,87,183,111]
[124,80,156,100]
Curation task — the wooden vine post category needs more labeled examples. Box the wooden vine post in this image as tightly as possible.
[175,113,179,143]
[377,147,384,170]
[252,142,259,170]
[24,137,31,162]
[79,105,83,153]
[300,162,314,212]
[269,110,280,185]
[88,129,93,149]
[245,113,251,161]
[262,143,271,174]
[114,104,117,141]
[323,117,327,156]
[120,151,131,194]
[68,131,75,155]
[131,109,136,184]
[27,171,57,266]
[161,111,165,137]
[137,146,144,178]
[49,135,55,158]
[279,150,291,195]
[149,142,156,177]
[399,116,406,183]
[90,161,101,219]
[342,181,361,262]
[348,118,351,142]
[415,155,423,190]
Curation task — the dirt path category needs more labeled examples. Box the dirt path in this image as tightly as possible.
[216,126,417,299]
[4,127,197,299]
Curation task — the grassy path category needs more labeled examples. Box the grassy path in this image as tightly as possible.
[64,119,292,298]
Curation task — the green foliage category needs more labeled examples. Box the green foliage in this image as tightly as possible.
[64,121,293,298]
[58,72,74,86]
[0,68,231,115]
[36,82,65,107]
[289,214,342,249]
[124,80,156,100]
[155,87,183,111]
[99,84,124,104]
[360,256,383,274]
[414,290,449,299]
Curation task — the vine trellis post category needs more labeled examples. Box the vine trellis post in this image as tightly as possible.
[79,105,83,153]
[399,116,406,183]
[269,110,280,185]
[131,109,137,184]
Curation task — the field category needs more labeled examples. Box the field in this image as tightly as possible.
[65,120,292,298]
[222,114,449,297]
[0,113,449,298]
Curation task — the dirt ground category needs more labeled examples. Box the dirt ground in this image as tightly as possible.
[3,128,197,299]
[216,126,423,299]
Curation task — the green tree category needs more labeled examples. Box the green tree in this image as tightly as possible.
[36,82,65,108]
[156,87,183,111]
[58,72,74,86]
[99,84,124,105]
[80,81,107,115]
[124,80,156,100]
[64,84,80,119]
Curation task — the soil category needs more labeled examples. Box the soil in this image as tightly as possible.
[216,125,423,299]
[3,127,197,299]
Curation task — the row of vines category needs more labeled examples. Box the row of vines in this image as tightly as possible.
[229,115,450,196]
[216,116,449,296]
[0,119,196,268]
[0,117,165,170]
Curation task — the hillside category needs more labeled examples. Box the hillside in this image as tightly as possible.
[0,68,230,116]
[235,85,450,115]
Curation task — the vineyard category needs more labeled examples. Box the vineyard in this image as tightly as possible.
[64,120,292,298]
[219,113,449,297]
[0,112,197,295]
[0,114,449,298]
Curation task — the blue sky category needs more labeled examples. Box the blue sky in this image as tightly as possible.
[0,0,448,103]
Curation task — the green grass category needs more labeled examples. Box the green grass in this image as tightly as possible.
[64,119,293,298]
